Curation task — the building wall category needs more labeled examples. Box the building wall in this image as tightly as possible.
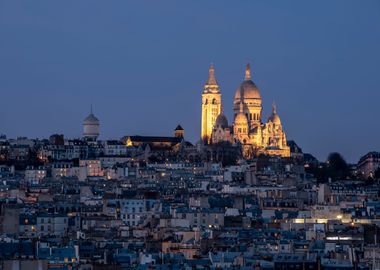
[36,216,68,237]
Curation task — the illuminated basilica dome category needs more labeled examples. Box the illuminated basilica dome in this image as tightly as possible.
[234,64,261,101]
[201,63,290,158]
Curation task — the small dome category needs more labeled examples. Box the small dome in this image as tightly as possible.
[215,113,228,129]
[234,80,261,101]
[235,112,248,125]
[268,113,281,125]
[268,104,281,125]
[84,113,99,125]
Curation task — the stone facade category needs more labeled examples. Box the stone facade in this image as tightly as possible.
[202,64,290,158]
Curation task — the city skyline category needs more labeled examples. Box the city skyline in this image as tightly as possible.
[1,2,380,269]
[1,1,380,162]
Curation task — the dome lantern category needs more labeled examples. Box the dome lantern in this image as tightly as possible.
[245,63,251,80]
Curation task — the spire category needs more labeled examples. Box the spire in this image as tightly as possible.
[245,63,251,80]
[90,104,93,115]
[206,64,217,85]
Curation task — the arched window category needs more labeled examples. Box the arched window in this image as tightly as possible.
[212,98,216,104]
[205,99,208,105]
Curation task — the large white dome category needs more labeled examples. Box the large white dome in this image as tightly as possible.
[234,64,261,101]
[234,80,261,101]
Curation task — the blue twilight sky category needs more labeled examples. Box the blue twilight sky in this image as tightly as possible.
[0,1,379,163]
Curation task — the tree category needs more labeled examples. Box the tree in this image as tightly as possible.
[366,167,380,186]
[374,167,380,180]
[326,152,349,180]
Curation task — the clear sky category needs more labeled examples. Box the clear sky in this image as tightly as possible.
[0,1,379,163]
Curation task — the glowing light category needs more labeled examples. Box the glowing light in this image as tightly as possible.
[126,137,133,147]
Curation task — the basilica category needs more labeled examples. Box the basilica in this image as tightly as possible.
[201,64,290,158]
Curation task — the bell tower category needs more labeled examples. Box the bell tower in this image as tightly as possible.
[201,64,222,143]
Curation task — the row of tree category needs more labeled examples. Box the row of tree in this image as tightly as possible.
[305,152,380,183]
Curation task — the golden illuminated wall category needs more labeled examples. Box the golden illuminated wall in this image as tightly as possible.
[201,65,221,142]
[233,99,262,129]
